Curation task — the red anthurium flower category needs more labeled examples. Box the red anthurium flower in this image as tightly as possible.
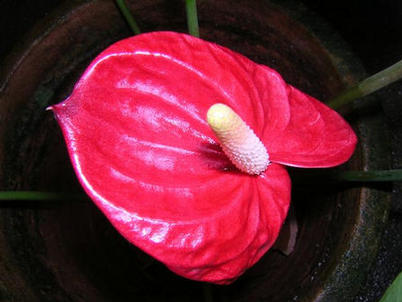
[50,31,357,284]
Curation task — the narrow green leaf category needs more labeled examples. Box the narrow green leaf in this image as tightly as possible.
[328,59,402,110]
[115,0,141,35]
[2,169,402,203]
[291,169,402,185]
[185,0,200,37]
[337,169,402,182]
[0,191,88,202]
[380,271,402,302]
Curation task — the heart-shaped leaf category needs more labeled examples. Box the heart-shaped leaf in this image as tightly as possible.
[50,31,356,283]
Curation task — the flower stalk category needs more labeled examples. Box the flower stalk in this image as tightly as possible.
[115,0,141,35]
[185,0,200,37]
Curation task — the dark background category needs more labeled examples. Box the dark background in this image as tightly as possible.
[1,0,401,301]
[299,1,402,301]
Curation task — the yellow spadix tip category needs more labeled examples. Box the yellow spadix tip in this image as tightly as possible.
[206,103,270,175]
[207,103,237,132]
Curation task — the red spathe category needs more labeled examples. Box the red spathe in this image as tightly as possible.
[51,31,357,284]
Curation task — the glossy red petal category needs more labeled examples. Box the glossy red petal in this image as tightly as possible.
[51,32,292,284]
[264,85,357,167]
[52,96,291,284]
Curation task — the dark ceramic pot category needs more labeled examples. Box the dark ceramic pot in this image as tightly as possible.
[0,1,391,301]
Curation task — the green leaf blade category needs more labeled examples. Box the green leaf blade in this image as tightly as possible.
[380,271,402,302]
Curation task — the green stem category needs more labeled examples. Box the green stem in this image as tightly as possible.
[185,0,200,37]
[203,284,213,302]
[115,0,141,35]
[327,59,402,110]
[0,191,88,202]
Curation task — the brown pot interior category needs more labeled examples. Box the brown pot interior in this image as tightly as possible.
[0,1,385,301]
